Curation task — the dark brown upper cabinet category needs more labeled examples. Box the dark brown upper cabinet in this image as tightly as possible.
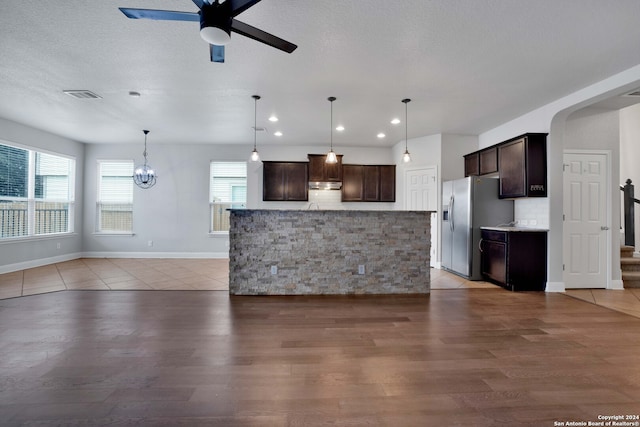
[465,147,498,177]
[479,147,498,175]
[464,152,479,177]
[341,164,395,202]
[498,133,547,198]
[308,154,343,182]
[262,161,309,201]
[463,133,547,198]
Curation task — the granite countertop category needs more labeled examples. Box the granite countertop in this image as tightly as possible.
[481,226,548,232]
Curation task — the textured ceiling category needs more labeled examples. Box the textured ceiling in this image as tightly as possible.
[1,0,640,147]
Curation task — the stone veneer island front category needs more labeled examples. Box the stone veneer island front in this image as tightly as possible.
[228,209,431,295]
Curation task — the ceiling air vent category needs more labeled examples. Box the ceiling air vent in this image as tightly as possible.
[252,126,266,132]
[623,89,640,97]
[62,90,102,99]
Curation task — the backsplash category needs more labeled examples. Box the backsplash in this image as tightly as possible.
[308,189,343,209]
[514,198,549,228]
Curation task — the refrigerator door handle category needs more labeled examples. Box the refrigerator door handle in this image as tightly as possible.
[449,195,454,231]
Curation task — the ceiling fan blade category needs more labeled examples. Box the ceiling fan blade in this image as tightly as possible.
[210,45,225,63]
[229,0,262,17]
[119,8,200,22]
[231,19,297,53]
[191,0,206,9]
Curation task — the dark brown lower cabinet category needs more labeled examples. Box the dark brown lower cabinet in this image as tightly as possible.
[480,229,547,291]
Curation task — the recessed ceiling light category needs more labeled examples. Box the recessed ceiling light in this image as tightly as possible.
[377,133,386,138]
[391,118,401,125]
[269,115,278,122]
[336,125,345,131]
[274,131,283,136]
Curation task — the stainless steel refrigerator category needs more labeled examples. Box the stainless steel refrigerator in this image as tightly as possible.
[442,176,514,280]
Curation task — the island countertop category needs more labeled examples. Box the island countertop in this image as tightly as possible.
[480,226,548,232]
[228,209,432,295]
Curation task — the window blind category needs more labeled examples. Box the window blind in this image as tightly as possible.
[0,144,28,198]
[210,161,247,232]
[0,143,75,238]
[97,161,133,233]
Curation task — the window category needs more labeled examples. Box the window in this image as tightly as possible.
[210,162,247,232]
[97,161,133,233]
[0,143,75,239]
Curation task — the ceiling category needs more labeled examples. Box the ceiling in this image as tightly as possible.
[2,0,640,147]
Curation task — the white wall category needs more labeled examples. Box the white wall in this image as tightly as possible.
[83,142,250,258]
[81,142,398,258]
[620,103,640,250]
[479,63,640,290]
[0,118,85,272]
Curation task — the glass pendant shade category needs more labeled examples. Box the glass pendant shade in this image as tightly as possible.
[133,130,157,189]
[251,148,260,162]
[326,149,337,164]
[403,149,411,163]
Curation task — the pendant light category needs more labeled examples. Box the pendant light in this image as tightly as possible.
[326,96,338,164]
[133,130,157,189]
[402,98,411,163]
[251,95,260,162]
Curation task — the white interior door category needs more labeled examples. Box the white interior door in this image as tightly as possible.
[563,151,609,288]
[406,167,437,266]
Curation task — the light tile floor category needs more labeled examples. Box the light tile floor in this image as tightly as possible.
[1,259,639,319]
[0,258,229,300]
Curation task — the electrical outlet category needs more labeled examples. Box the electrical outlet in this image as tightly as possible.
[270,265,278,275]
[147,240,153,247]
[56,243,61,249]
[358,265,365,275]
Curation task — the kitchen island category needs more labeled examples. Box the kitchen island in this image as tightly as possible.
[228,209,431,295]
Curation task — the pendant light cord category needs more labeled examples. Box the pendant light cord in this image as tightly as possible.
[405,101,408,151]
[143,130,149,166]
[252,95,260,151]
[330,98,334,151]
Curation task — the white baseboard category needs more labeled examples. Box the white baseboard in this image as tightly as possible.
[0,252,83,274]
[0,252,229,274]
[545,281,565,292]
[608,279,624,290]
[81,251,229,259]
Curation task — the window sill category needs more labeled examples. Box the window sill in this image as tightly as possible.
[93,232,135,237]
[208,232,229,238]
[0,232,77,245]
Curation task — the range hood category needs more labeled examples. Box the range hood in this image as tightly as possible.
[309,181,342,190]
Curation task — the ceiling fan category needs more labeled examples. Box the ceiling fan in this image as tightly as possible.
[119,0,297,63]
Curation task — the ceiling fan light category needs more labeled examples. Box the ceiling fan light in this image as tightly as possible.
[200,26,231,45]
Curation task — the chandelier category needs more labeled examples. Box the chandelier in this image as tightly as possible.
[133,129,157,189]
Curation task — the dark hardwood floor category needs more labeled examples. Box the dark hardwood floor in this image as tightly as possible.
[1,289,639,426]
